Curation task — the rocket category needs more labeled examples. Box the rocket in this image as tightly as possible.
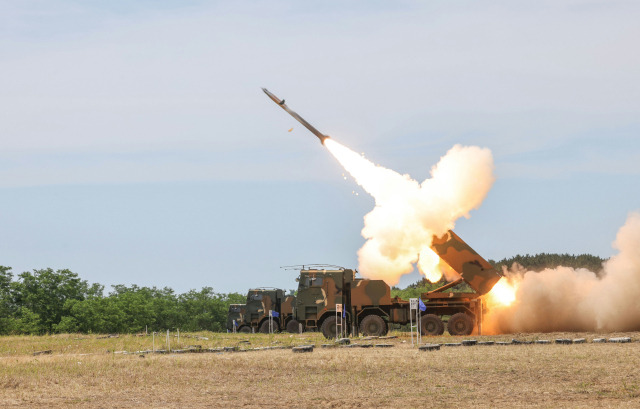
[262,88,329,145]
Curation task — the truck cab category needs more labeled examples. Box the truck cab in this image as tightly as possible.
[237,288,296,334]
[226,304,246,332]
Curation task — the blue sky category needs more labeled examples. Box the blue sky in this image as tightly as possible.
[1,1,639,293]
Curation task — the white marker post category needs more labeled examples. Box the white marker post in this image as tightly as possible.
[269,310,273,334]
[409,298,418,346]
[336,304,343,339]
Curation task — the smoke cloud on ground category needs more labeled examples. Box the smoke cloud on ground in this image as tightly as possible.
[485,212,640,333]
[324,139,494,285]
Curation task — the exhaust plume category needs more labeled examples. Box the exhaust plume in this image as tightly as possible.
[324,139,494,285]
[485,211,640,333]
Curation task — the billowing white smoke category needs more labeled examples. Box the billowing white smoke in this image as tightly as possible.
[485,212,640,333]
[324,139,494,285]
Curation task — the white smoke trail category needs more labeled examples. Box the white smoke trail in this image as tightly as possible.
[324,139,494,285]
[485,211,640,333]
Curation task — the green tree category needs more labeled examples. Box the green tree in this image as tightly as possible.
[15,268,94,333]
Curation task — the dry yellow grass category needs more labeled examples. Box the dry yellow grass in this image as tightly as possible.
[1,332,640,408]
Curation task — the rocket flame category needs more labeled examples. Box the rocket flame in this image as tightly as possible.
[324,138,495,285]
[485,277,518,307]
[418,247,443,282]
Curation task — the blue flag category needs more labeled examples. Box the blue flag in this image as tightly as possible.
[271,310,280,318]
[342,305,346,318]
[234,320,239,327]
[418,298,426,312]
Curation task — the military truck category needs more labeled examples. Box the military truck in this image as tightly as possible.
[226,304,246,332]
[291,266,411,338]
[293,230,502,338]
[237,288,296,334]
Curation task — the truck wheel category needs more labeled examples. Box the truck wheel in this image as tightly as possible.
[447,313,474,336]
[359,315,387,337]
[238,326,251,334]
[286,320,302,333]
[420,314,444,336]
[259,319,279,334]
[320,316,344,339]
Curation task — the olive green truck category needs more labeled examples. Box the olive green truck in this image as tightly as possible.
[235,288,297,334]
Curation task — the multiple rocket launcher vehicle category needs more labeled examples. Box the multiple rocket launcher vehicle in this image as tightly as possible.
[228,230,501,338]
[225,90,503,338]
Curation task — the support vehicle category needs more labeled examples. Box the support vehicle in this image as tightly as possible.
[236,288,296,334]
[226,304,246,332]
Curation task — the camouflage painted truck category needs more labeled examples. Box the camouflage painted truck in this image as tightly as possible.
[226,304,246,332]
[290,266,411,339]
[237,288,297,334]
[292,230,502,338]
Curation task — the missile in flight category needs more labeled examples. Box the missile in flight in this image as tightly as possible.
[262,88,329,145]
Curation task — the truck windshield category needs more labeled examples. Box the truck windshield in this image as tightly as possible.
[306,277,323,287]
[250,294,263,301]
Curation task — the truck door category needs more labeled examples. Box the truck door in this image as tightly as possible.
[302,274,325,322]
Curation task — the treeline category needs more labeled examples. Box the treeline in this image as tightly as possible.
[391,253,607,299]
[488,253,607,275]
[1,253,608,334]
[0,266,244,335]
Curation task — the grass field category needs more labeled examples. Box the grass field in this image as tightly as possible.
[2,331,640,408]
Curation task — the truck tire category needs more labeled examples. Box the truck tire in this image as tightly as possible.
[238,326,251,334]
[420,314,444,336]
[286,319,302,334]
[259,319,279,334]
[359,315,387,337]
[320,316,344,339]
[447,313,474,336]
